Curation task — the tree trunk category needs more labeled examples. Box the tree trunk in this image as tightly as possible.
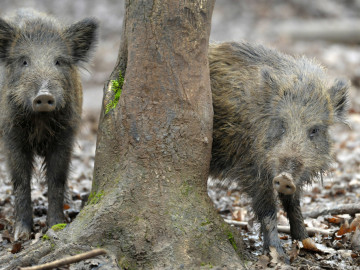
[2,1,248,269]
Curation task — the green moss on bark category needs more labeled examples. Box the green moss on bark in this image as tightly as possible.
[105,71,124,114]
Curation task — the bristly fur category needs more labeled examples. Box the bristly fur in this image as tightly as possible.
[0,8,98,240]
[208,41,349,258]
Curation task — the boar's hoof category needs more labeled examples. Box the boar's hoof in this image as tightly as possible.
[14,223,32,241]
[33,92,56,112]
[273,172,296,195]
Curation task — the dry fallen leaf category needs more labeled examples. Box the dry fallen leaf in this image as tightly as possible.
[232,209,242,221]
[337,220,350,236]
[269,246,280,264]
[350,216,360,232]
[326,216,342,224]
[302,238,320,252]
[2,230,12,242]
[257,254,270,269]
[11,242,21,254]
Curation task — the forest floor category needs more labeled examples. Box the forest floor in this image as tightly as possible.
[1,0,360,269]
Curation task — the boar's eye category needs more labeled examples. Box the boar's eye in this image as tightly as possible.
[22,60,28,67]
[309,127,319,140]
[55,60,61,66]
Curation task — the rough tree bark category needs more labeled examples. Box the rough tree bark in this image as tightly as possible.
[1,1,248,269]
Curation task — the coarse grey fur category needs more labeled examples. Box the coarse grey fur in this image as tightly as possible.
[209,41,349,261]
[0,8,98,240]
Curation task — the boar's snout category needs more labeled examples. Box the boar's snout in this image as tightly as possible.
[32,91,56,112]
[273,172,296,195]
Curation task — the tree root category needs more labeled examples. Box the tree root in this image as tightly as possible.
[1,241,53,270]
[0,229,113,270]
[224,219,336,236]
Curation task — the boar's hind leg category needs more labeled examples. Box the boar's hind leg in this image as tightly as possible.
[279,193,308,241]
[7,146,34,240]
[45,136,73,227]
[252,190,287,260]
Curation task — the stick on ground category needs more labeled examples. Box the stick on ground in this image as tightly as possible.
[19,248,107,270]
[302,203,360,219]
[224,219,336,236]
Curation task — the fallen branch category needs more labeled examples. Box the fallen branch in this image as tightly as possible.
[224,219,336,236]
[303,203,360,219]
[19,248,107,270]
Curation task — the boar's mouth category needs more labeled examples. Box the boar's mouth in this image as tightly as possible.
[273,172,296,195]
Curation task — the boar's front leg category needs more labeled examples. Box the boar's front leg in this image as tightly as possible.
[251,188,287,261]
[45,132,74,227]
[279,192,308,241]
[5,135,34,240]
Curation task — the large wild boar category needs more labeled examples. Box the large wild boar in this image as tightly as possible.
[209,42,348,260]
[0,9,98,240]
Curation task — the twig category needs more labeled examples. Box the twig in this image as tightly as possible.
[224,219,336,236]
[19,248,107,270]
[302,203,360,219]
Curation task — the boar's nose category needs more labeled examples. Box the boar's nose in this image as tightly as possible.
[32,91,56,112]
[273,172,296,195]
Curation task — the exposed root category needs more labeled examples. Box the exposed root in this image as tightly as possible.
[1,241,52,270]
[0,228,118,270]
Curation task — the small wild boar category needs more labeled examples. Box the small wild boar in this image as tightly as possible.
[0,9,98,240]
[209,42,348,260]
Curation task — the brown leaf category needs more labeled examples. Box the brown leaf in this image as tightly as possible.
[279,235,288,240]
[326,216,342,224]
[11,242,22,254]
[350,216,360,232]
[337,220,350,236]
[269,246,280,264]
[257,255,270,268]
[302,238,320,252]
[231,209,242,221]
[2,230,12,242]
[63,204,71,210]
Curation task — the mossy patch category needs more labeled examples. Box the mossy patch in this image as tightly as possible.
[200,262,214,268]
[88,190,104,205]
[200,219,212,226]
[42,234,50,240]
[51,223,67,232]
[180,180,193,197]
[227,231,238,251]
[105,71,124,114]
[118,256,136,270]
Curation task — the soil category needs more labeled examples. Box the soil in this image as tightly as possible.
[1,0,360,269]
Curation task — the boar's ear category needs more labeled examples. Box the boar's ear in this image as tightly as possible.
[329,79,349,122]
[0,18,16,61]
[64,18,98,64]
